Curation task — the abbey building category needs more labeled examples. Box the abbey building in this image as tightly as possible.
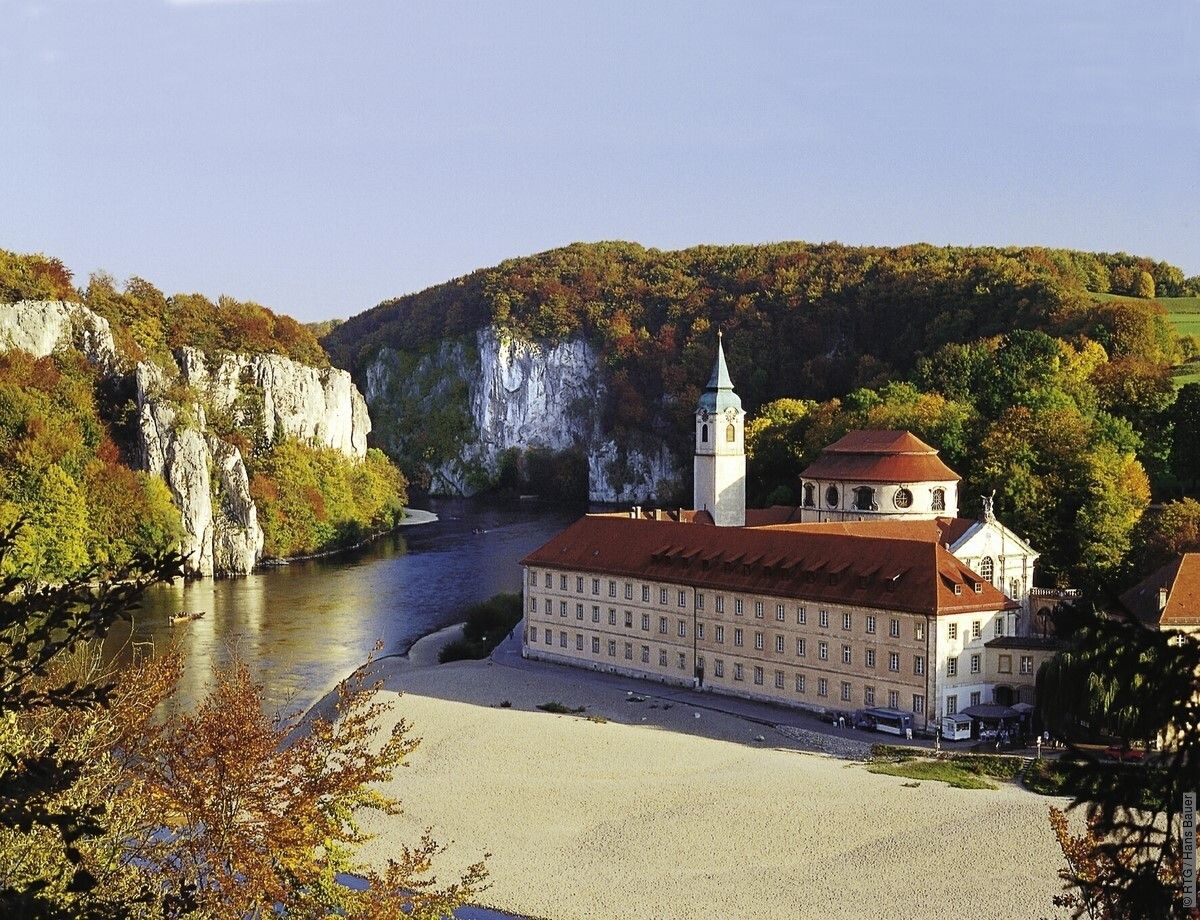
[522,336,1054,735]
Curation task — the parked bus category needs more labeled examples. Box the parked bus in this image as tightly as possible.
[856,707,914,736]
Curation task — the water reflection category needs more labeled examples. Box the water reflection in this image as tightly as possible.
[106,498,579,715]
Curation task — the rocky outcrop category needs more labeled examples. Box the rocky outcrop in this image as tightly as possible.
[0,300,118,371]
[362,326,682,502]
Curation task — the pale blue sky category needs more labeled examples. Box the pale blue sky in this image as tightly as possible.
[2,1,1197,322]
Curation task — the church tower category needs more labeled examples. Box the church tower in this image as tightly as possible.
[694,331,746,527]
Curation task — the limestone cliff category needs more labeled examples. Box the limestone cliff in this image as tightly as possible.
[0,300,372,577]
[361,326,680,502]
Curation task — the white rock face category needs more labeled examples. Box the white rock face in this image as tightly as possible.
[0,301,118,370]
[363,326,682,502]
[178,347,370,458]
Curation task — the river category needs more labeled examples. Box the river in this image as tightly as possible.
[108,497,579,715]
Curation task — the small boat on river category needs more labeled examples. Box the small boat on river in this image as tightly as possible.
[170,611,206,626]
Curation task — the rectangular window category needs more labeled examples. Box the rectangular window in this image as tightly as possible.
[545,630,553,646]
[734,628,744,647]
[592,606,600,623]
[528,569,537,586]
[529,594,536,613]
[864,685,875,706]
[696,592,705,611]
[915,622,924,641]
[714,659,724,678]
[775,670,785,689]
[660,588,669,605]
[625,642,633,660]
[796,638,806,657]
[776,603,786,621]
[576,603,584,620]
[797,606,806,625]
[841,681,852,702]
[560,574,567,590]
[544,598,551,615]
[659,616,668,635]
[545,573,552,588]
[970,690,981,707]
[889,618,900,638]
[753,666,764,685]
[948,622,958,640]
[914,656,925,676]
[754,601,764,618]
[678,652,686,670]
[624,582,633,600]
[577,576,584,593]
[735,598,744,615]
[592,578,600,595]
[818,641,829,661]
[887,690,899,709]
[970,653,981,675]
[888,652,900,672]
[560,631,567,648]
[818,678,828,697]
[679,590,687,608]
[865,648,876,669]
[559,600,567,617]
[775,635,785,654]
[641,613,650,631]
[678,620,687,638]
[999,654,1012,674]
[641,645,650,664]
[576,634,584,651]
[994,618,1004,638]
[715,595,725,614]
[842,612,852,630]
[947,656,958,677]
[734,663,744,681]
[716,625,725,644]
[842,645,852,665]
[946,694,958,715]
[659,649,668,666]
[1020,655,1034,675]
[608,580,617,598]
[697,623,705,640]
[796,673,806,693]
[592,637,600,654]
[609,609,617,626]
[608,639,617,656]
[530,626,537,643]
[912,694,925,715]
[642,585,650,602]
[866,615,876,634]
[754,632,764,651]
[819,610,829,628]
[972,620,981,639]
[625,611,634,628]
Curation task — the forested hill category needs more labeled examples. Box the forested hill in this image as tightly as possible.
[323,240,1191,411]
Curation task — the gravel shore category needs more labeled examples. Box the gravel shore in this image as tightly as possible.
[353,629,1068,920]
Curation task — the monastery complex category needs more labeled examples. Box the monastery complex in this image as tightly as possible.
[521,337,1078,735]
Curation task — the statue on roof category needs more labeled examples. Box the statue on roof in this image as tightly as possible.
[981,490,996,523]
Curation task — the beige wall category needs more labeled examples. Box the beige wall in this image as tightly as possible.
[520,564,1005,732]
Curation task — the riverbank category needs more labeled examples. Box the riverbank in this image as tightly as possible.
[338,629,1069,920]
[259,508,440,569]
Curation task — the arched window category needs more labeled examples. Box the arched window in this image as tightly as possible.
[825,485,839,508]
[803,482,815,507]
[853,486,876,511]
[725,423,736,442]
[979,556,995,583]
[701,424,708,443]
[931,488,945,512]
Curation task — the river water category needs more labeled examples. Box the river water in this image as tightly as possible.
[108,497,578,715]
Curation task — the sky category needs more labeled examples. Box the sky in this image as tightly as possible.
[2,1,1198,323]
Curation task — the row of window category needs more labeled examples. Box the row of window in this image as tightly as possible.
[801,483,946,512]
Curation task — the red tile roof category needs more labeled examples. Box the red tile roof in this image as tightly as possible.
[763,517,977,546]
[522,515,1015,616]
[800,430,960,483]
[1120,554,1200,628]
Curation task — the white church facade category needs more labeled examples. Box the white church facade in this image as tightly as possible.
[522,336,1053,734]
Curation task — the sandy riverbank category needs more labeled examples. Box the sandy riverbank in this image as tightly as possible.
[342,628,1070,920]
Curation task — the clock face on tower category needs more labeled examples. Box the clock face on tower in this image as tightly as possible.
[699,409,710,422]
[724,407,737,422]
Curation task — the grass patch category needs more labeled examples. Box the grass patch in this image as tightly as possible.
[537,701,586,715]
[868,759,997,790]
[438,592,522,663]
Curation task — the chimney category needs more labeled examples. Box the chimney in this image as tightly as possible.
[1158,586,1169,612]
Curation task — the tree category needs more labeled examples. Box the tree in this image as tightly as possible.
[1132,498,1200,571]
[1169,383,1200,492]
[1037,609,1199,919]
[1135,270,1156,299]
[744,398,816,505]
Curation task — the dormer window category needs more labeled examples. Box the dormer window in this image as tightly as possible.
[853,486,876,511]
[825,485,839,507]
[893,488,913,509]
[803,482,815,507]
[931,488,946,512]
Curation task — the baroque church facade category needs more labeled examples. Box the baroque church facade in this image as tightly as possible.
[522,337,1054,734]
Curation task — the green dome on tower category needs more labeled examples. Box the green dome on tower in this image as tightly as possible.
[696,331,741,413]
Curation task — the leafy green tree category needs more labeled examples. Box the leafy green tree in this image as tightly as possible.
[745,398,816,505]
[1169,383,1200,492]
[1131,498,1200,571]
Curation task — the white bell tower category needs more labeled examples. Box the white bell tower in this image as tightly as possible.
[694,331,746,527]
